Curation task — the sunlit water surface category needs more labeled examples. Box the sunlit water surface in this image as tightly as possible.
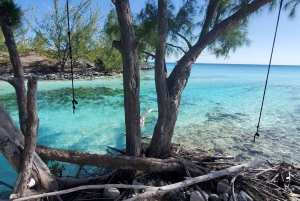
[0,63,300,195]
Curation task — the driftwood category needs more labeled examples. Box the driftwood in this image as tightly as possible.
[12,159,265,201]
[36,144,234,176]
[140,108,155,126]
[56,171,116,189]
[36,145,202,175]
[107,146,126,155]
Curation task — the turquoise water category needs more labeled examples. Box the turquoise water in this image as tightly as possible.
[0,63,300,193]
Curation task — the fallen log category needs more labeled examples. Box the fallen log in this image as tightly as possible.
[12,159,265,201]
[36,144,204,176]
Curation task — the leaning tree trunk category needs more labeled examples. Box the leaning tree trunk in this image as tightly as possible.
[148,0,273,158]
[0,19,27,135]
[114,0,141,156]
[0,100,59,197]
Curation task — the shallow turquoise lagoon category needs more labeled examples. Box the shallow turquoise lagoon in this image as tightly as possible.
[0,63,300,194]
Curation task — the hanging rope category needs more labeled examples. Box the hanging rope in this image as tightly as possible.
[254,0,283,142]
[67,0,78,114]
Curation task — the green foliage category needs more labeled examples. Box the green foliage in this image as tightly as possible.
[0,0,31,54]
[133,0,263,60]
[135,1,159,60]
[32,0,101,71]
[209,20,251,59]
[207,0,252,59]
[100,9,123,70]
[43,160,66,177]
[0,31,6,51]
[284,0,300,18]
[104,9,120,41]
[0,0,22,27]
[94,36,123,71]
[135,0,202,58]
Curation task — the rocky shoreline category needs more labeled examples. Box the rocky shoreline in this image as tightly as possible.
[0,64,154,80]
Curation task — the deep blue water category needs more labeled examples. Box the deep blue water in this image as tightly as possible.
[0,62,300,194]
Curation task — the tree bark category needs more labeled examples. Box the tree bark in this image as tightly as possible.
[13,77,39,198]
[149,0,273,158]
[148,0,171,158]
[0,102,59,197]
[199,0,221,40]
[36,144,205,176]
[0,18,27,135]
[114,0,141,156]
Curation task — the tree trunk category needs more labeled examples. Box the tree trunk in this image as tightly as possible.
[0,20,27,135]
[0,102,59,197]
[148,0,273,158]
[13,77,39,198]
[114,0,141,156]
[148,0,171,158]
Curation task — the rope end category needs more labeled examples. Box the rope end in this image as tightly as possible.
[253,132,259,142]
[72,99,78,114]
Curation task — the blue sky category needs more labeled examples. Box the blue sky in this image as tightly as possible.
[19,0,300,65]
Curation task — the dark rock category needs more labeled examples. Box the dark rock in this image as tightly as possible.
[291,185,300,194]
[272,189,281,196]
[210,193,222,201]
[220,193,229,201]
[217,182,231,194]
[167,190,177,201]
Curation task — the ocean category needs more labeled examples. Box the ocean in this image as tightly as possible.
[0,62,300,194]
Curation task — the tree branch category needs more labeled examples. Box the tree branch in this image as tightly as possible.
[167,0,272,90]
[0,76,9,82]
[112,40,122,52]
[172,31,192,49]
[142,51,155,59]
[12,159,265,201]
[166,43,186,54]
[56,171,116,189]
[199,0,221,41]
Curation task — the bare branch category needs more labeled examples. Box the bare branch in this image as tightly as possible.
[13,159,265,201]
[199,0,221,41]
[167,43,187,54]
[0,76,9,82]
[172,31,192,49]
[142,51,155,59]
[111,0,116,6]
